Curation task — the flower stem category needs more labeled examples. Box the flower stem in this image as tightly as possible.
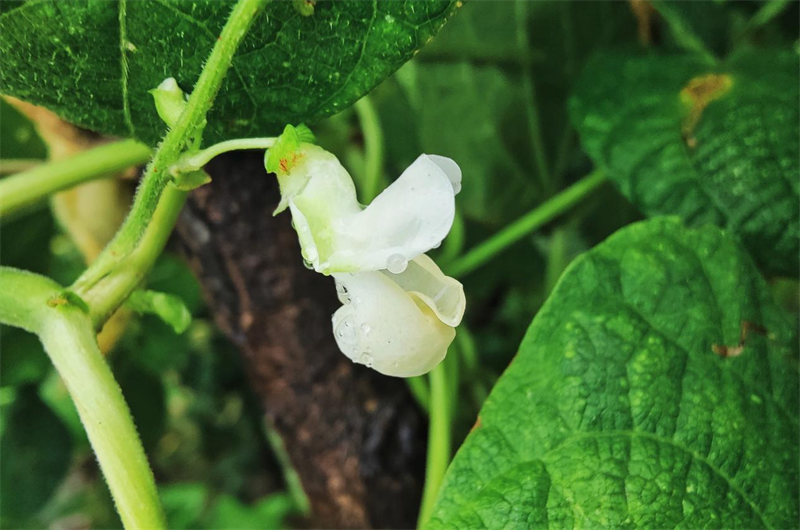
[0,139,151,220]
[448,169,606,278]
[72,0,268,323]
[172,137,277,175]
[417,361,452,527]
[0,267,165,529]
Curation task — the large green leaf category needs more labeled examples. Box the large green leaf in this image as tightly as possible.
[428,217,798,529]
[0,0,457,145]
[570,48,799,275]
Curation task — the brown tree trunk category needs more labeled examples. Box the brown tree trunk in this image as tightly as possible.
[175,151,426,529]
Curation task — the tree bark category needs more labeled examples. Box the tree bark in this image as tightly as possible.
[175,151,426,529]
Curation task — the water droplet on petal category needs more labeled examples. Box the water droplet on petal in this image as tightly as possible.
[303,246,318,261]
[335,317,358,345]
[360,323,371,334]
[392,362,399,369]
[303,259,314,270]
[360,353,374,368]
[387,254,408,274]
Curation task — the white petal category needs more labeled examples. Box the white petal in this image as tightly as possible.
[324,154,458,273]
[382,254,465,327]
[331,271,456,377]
[427,154,462,195]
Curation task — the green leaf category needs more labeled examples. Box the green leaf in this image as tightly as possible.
[0,0,458,146]
[160,482,208,530]
[127,289,192,334]
[0,386,74,525]
[205,493,295,530]
[570,48,799,275]
[428,218,798,529]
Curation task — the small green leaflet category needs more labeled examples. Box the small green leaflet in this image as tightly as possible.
[428,217,798,529]
[127,289,191,334]
[570,48,799,276]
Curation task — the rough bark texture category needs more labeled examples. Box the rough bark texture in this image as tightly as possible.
[175,151,426,529]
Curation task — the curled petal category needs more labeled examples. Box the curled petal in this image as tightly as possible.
[331,256,463,377]
[385,254,465,327]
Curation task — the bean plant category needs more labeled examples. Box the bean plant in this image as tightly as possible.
[0,1,797,529]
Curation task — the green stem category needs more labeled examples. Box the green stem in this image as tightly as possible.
[456,325,488,410]
[448,170,606,278]
[0,140,151,220]
[354,95,385,202]
[407,375,431,413]
[73,0,268,320]
[83,185,187,328]
[263,419,312,516]
[0,267,165,529]
[172,137,277,174]
[417,362,451,527]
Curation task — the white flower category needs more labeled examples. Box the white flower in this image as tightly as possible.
[269,133,465,377]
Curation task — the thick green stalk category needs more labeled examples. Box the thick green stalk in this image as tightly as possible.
[73,0,268,298]
[448,170,606,278]
[0,140,151,220]
[0,267,165,529]
[40,310,164,529]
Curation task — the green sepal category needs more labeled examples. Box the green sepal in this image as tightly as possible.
[264,124,315,176]
[126,290,191,334]
[172,169,212,191]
